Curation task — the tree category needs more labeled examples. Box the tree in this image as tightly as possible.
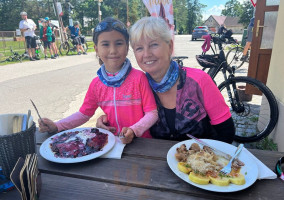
[186,0,206,34]
[221,0,242,17]
[0,0,56,31]
[239,1,254,27]
[173,0,188,34]
[173,0,206,34]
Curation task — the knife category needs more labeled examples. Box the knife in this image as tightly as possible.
[30,99,47,126]
[186,133,232,160]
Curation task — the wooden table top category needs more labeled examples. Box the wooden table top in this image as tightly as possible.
[2,131,284,200]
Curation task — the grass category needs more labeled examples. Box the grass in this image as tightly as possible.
[250,116,259,123]
[0,39,94,66]
[249,137,278,151]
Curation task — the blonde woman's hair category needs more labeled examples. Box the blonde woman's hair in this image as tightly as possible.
[130,16,172,47]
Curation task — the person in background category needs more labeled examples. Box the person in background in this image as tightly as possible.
[45,17,59,58]
[40,20,56,60]
[217,24,227,35]
[65,21,87,55]
[19,11,39,61]
[241,17,255,62]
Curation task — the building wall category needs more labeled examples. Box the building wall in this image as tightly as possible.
[227,26,243,34]
[203,16,219,32]
[266,0,284,151]
[203,16,219,27]
[203,16,244,34]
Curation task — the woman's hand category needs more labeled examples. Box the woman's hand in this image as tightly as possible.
[120,127,135,144]
[38,118,58,134]
[96,115,116,133]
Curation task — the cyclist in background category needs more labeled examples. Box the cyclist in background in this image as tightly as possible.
[19,11,40,61]
[40,20,56,60]
[45,17,59,58]
[217,24,227,35]
[65,21,87,55]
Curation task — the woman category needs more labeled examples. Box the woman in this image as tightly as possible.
[97,17,235,143]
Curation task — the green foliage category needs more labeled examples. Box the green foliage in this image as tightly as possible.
[0,0,57,31]
[221,0,254,27]
[239,1,254,27]
[0,0,206,35]
[186,0,206,34]
[173,0,206,34]
[250,137,278,151]
[221,0,242,17]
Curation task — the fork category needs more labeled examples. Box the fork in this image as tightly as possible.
[118,132,125,139]
[219,144,244,175]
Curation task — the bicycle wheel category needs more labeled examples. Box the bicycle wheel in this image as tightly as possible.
[82,42,89,52]
[226,46,245,69]
[218,76,279,143]
[59,42,70,55]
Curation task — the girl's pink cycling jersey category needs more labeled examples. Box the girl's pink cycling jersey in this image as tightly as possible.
[79,68,157,138]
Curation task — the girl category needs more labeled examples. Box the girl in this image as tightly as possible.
[40,20,56,59]
[39,17,158,144]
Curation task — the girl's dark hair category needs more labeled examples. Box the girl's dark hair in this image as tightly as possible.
[93,17,129,46]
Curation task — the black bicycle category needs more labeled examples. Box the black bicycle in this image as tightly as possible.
[0,47,29,63]
[172,56,188,67]
[59,33,89,55]
[196,34,279,143]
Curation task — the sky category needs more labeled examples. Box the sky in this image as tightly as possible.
[201,0,247,20]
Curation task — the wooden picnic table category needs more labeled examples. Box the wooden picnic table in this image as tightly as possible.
[2,130,284,200]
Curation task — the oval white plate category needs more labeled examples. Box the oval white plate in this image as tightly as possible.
[40,127,115,163]
[167,139,258,192]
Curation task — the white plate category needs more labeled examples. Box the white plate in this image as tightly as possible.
[40,127,115,163]
[167,139,258,192]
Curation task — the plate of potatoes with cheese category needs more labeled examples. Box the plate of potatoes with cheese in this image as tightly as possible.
[167,139,258,192]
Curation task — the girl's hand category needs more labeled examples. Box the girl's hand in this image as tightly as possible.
[120,127,135,144]
[96,115,116,133]
[38,118,58,133]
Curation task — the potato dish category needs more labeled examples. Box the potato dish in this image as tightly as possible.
[175,143,245,186]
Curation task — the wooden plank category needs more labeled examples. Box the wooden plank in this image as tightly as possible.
[1,173,206,200]
[36,146,284,200]
[40,174,207,200]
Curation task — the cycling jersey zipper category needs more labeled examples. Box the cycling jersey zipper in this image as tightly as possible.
[113,88,120,135]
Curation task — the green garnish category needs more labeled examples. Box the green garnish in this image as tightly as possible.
[185,164,191,168]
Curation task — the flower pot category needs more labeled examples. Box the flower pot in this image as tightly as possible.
[237,86,252,101]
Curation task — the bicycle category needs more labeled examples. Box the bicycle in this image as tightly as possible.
[226,45,250,69]
[195,34,278,143]
[172,56,188,67]
[0,47,29,63]
[35,35,45,58]
[59,33,89,55]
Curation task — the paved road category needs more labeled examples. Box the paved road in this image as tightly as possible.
[0,34,246,128]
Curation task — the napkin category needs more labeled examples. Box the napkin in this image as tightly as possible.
[101,136,126,159]
[243,148,277,180]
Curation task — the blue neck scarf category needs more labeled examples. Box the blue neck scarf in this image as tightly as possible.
[97,58,132,87]
[146,60,179,93]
